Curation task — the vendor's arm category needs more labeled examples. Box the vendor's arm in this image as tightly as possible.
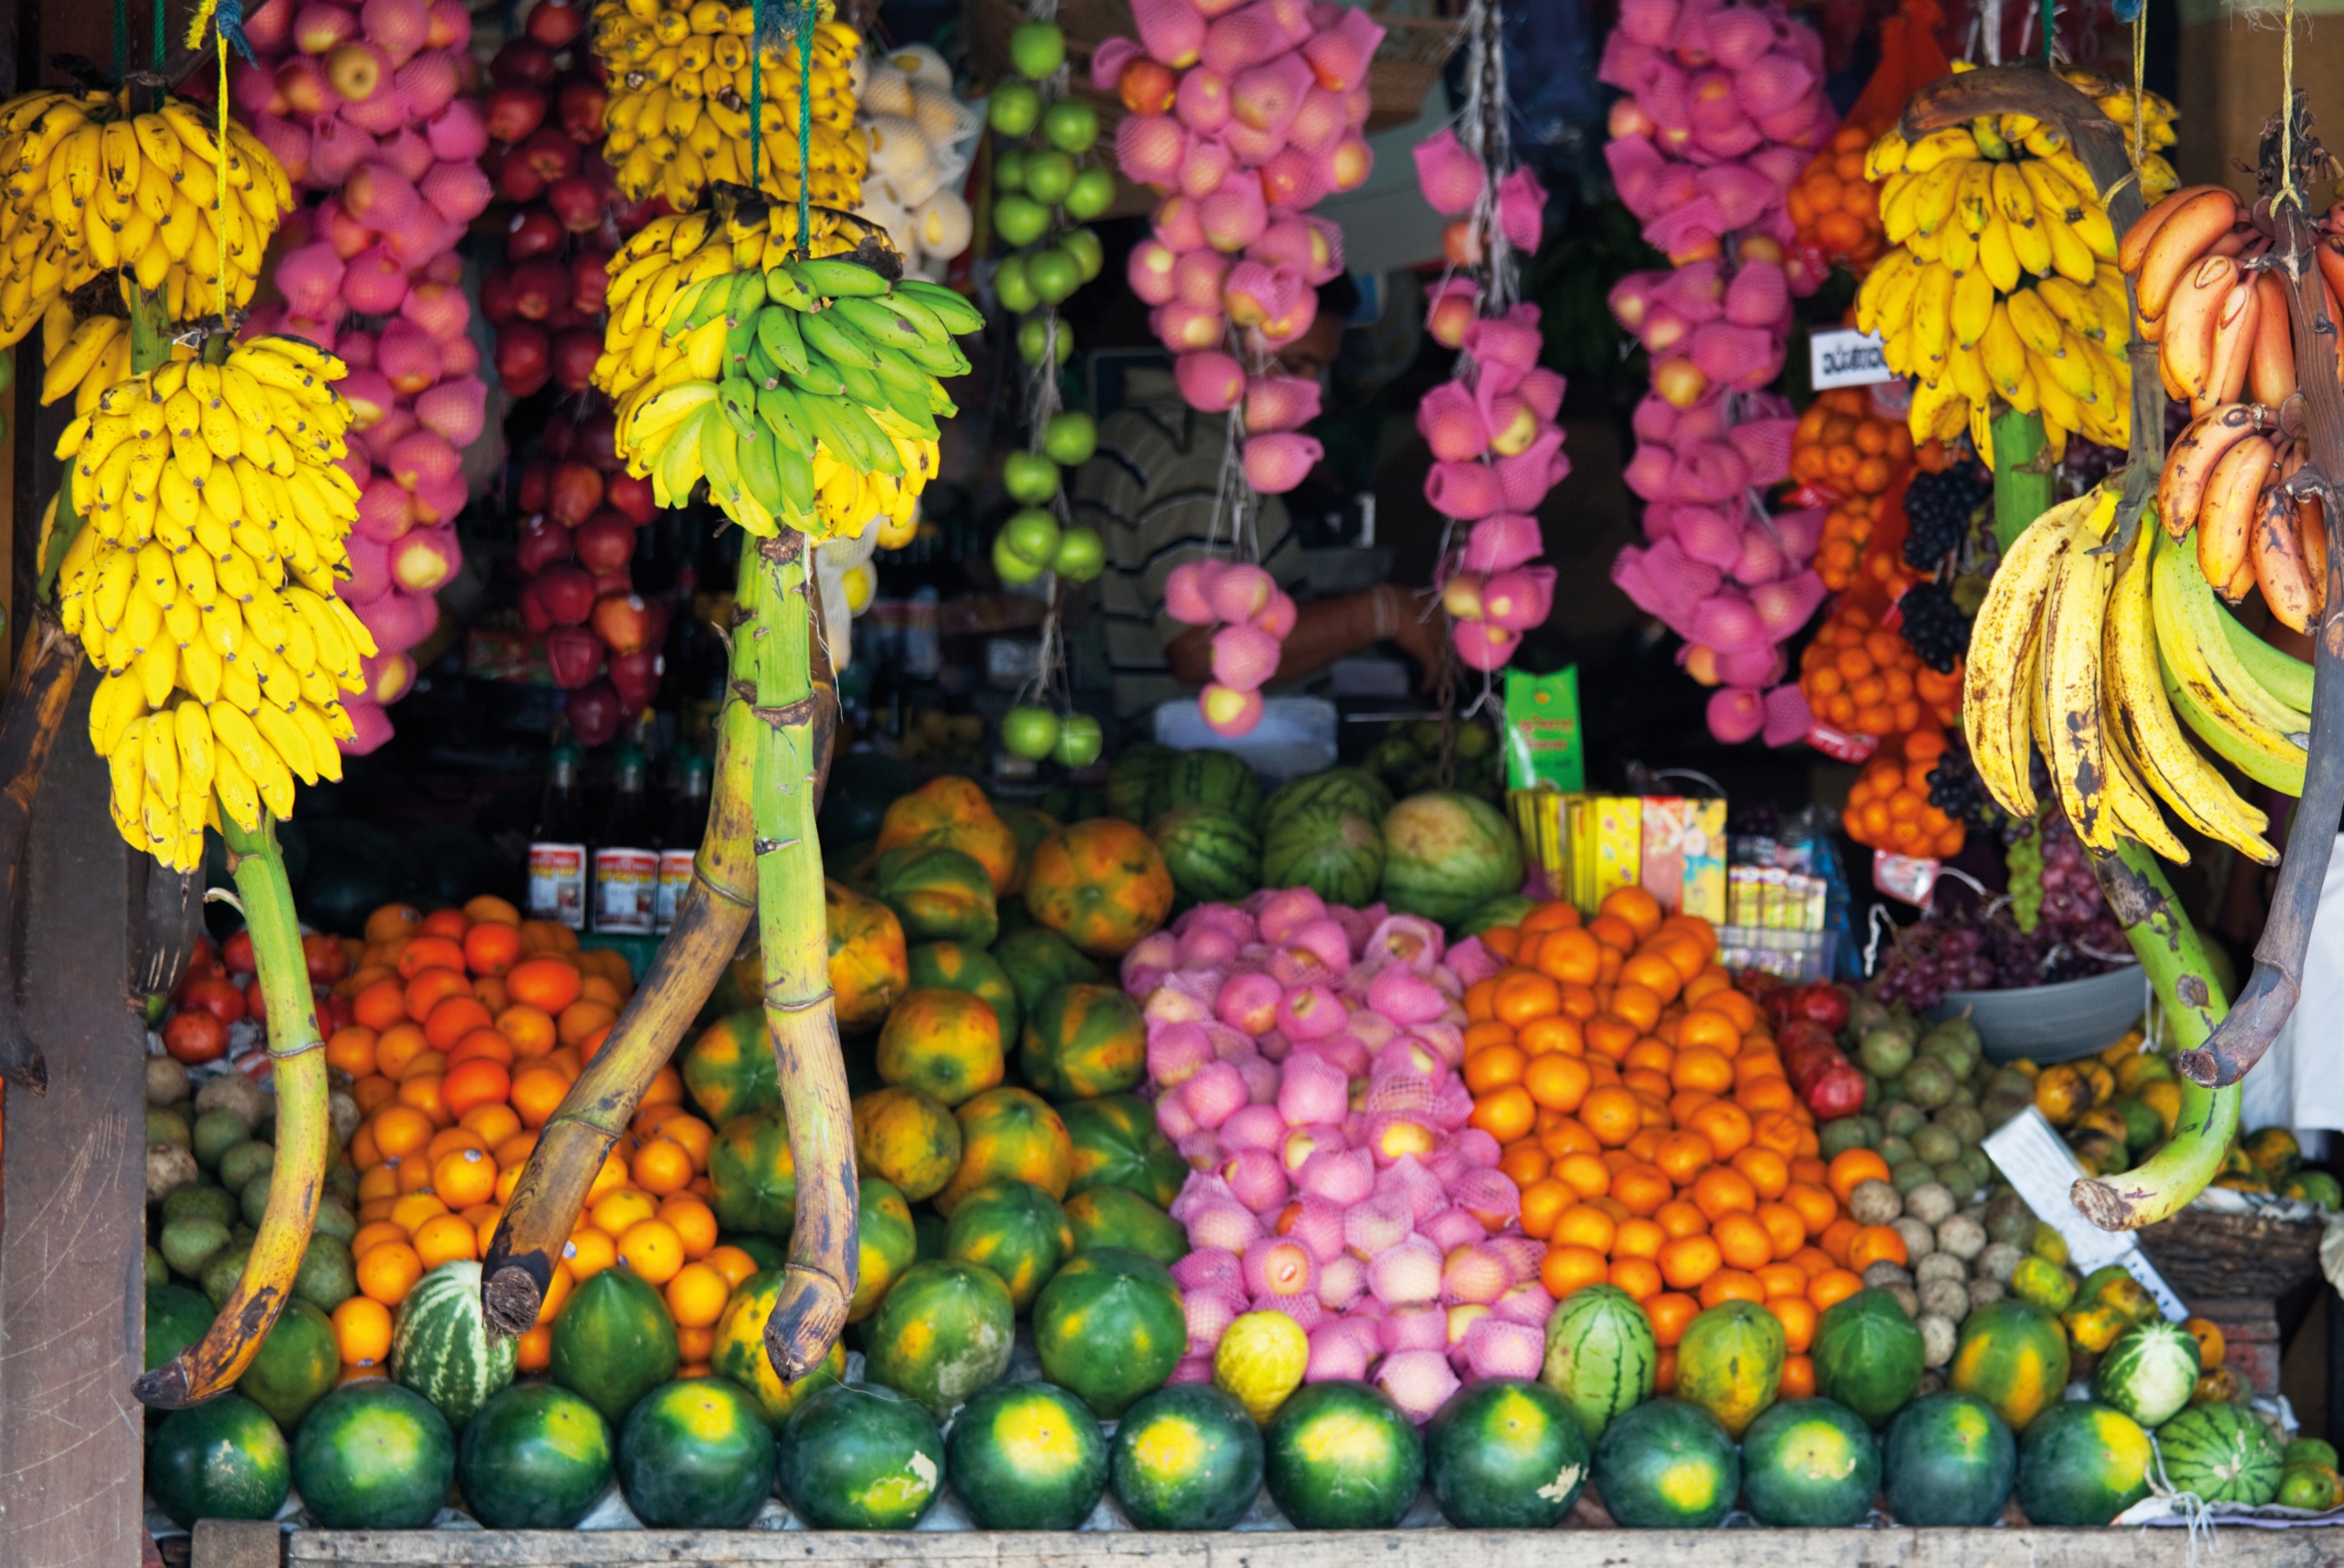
[1164,583,1445,689]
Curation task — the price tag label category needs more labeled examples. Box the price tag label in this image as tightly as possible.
[1811,326,1896,389]
[1807,722,1880,763]
[1983,1107,2188,1320]
[1872,849,1940,906]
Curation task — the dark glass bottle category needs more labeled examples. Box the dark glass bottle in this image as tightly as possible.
[592,742,658,935]
[655,751,712,934]
[526,741,590,930]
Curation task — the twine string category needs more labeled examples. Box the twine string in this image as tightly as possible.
[796,16,812,255]
[2279,0,2301,211]
[748,0,763,192]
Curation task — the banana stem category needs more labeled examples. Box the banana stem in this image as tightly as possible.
[134,814,326,1406]
[746,531,856,1380]
[481,694,758,1337]
[2073,843,2241,1229]
[1991,410,2051,550]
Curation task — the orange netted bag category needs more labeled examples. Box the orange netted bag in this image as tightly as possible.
[1789,0,1951,277]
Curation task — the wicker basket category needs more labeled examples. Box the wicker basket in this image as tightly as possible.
[965,0,1466,136]
[2134,1204,2325,1301]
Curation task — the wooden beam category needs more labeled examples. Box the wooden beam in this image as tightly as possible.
[191,1520,284,1568]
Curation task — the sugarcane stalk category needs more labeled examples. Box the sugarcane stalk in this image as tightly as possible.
[134,813,326,1406]
[0,609,80,1093]
[2072,844,2242,1229]
[747,530,855,1380]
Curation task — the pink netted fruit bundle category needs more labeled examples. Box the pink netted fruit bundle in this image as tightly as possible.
[1162,558,1299,737]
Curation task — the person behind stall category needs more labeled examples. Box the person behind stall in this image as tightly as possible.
[1072,274,1446,720]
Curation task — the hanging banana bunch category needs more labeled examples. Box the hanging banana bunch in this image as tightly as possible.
[1857,64,2177,464]
[596,2,867,214]
[49,335,373,873]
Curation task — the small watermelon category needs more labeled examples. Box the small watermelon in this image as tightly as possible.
[1739,1397,1881,1527]
[239,1298,339,1431]
[1032,1248,1187,1418]
[616,1378,777,1528]
[864,1259,1016,1416]
[1263,1380,1425,1530]
[1106,741,1178,824]
[1424,1378,1589,1528]
[1109,1384,1265,1531]
[1590,1398,1741,1529]
[1062,1093,1185,1209]
[147,1393,291,1529]
[456,1382,614,1530]
[2093,1318,2202,1428]
[293,1381,457,1530]
[1064,1186,1186,1264]
[391,1260,517,1427]
[1150,805,1261,906]
[1379,791,1525,924]
[943,1180,1072,1309]
[1260,805,1385,907]
[550,1267,680,1425]
[1454,893,1538,938]
[1883,1391,2018,1525]
[1150,748,1263,825]
[2017,1400,2154,1525]
[1813,1288,1926,1425]
[2155,1401,2284,1505]
[1540,1283,1657,1441]
[709,1269,848,1426]
[1947,1298,2071,1433]
[945,1380,1110,1529]
[1260,767,1392,833]
[147,1282,214,1373]
[779,1381,946,1529]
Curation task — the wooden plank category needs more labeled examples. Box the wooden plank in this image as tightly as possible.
[0,667,146,1568]
[287,1528,2344,1568]
[191,1519,285,1568]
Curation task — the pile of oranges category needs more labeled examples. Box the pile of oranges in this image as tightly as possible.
[1788,122,1890,273]
[1796,599,1961,742]
[1843,730,1967,860]
[1460,892,1923,1397]
[319,899,755,1385]
[1793,391,1913,595]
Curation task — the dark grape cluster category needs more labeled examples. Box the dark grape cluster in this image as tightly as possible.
[1873,919,1998,1010]
[1926,741,1999,830]
[1899,580,1971,673]
[2059,438,2126,495]
[1902,461,1993,568]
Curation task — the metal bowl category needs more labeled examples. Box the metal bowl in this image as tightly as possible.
[1928,963,2145,1064]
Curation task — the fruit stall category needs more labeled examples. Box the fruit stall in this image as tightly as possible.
[3,0,2344,1556]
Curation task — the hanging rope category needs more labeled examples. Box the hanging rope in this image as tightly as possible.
[2039,0,2053,67]
[795,16,813,256]
[748,0,765,193]
[2278,0,2301,211]
[184,0,236,314]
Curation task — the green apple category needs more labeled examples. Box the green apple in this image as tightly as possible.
[1018,315,1073,366]
[1063,165,1116,221]
[993,144,1028,193]
[1023,149,1077,205]
[1053,713,1103,768]
[1050,524,1105,583]
[1042,100,1100,154]
[1001,704,1062,760]
[987,81,1041,136]
[1003,506,1063,567]
[992,530,1045,585]
[1026,247,1081,304]
[991,193,1051,248]
[994,254,1038,314]
[1059,227,1103,282]
[1003,451,1062,504]
[1042,412,1097,465]
[1009,21,1066,80]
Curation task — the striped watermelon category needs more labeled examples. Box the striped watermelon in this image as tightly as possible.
[1260,768,1393,833]
[1539,1284,1657,1442]
[2092,1320,2201,1429]
[1149,749,1262,827]
[392,1261,517,1427]
[1149,807,1259,906]
[1380,792,1525,924]
[1259,807,1384,906]
[2155,1401,2283,1505]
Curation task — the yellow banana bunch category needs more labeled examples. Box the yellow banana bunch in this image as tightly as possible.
[1858,93,2153,465]
[594,1,867,213]
[0,89,291,350]
[53,336,374,871]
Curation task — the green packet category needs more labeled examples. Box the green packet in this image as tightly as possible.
[1504,665,1583,793]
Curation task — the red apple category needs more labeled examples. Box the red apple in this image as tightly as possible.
[605,470,655,524]
[541,419,576,459]
[517,458,552,512]
[544,627,606,690]
[224,931,256,974]
[479,265,518,323]
[564,679,622,744]
[325,40,385,101]
[556,76,606,142]
[495,321,550,395]
[294,1,356,54]
[491,36,555,88]
[550,327,601,392]
[589,569,633,598]
[527,0,584,44]
[573,510,636,573]
[516,516,573,574]
[570,247,609,312]
[591,591,667,656]
[162,1010,228,1065]
[518,573,554,634]
[548,175,602,234]
[608,648,662,711]
[278,56,339,116]
[548,460,603,526]
[576,410,621,472]
[541,294,583,332]
[534,562,596,625]
[505,205,563,260]
[509,259,567,320]
[1120,56,1177,115]
[496,149,545,203]
[517,126,578,183]
[245,0,294,51]
[177,974,247,1024]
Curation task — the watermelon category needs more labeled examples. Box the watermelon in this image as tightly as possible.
[680,1010,779,1124]
[1262,1380,1425,1530]
[456,1382,615,1530]
[240,1298,339,1431]
[1424,1377,1589,1528]
[1260,806,1385,906]
[293,1381,457,1530]
[1260,768,1393,833]
[1673,1300,1785,1438]
[864,1259,1016,1416]
[1540,1282,1658,1441]
[1150,748,1262,826]
[1032,1248,1186,1418]
[2093,1318,2202,1428]
[1062,1093,1185,1209]
[1379,791,1525,923]
[146,1393,291,1529]
[945,1380,1110,1529]
[1947,1298,2071,1433]
[1883,1391,2018,1525]
[1455,893,1538,938]
[1106,741,1178,824]
[616,1378,778,1529]
[391,1261,517,1427]
[1109,1384,1265,1531]
[148,1282,213,1373]
[2155,1401,2284,1505]
[907,940,1021,1043]
[2016,1400,2154,1525]
[1589,1398,1741,1528]
[875,844,998,945]
[550,1268,680,1425]
[711,1269,849,1426]
[1064,1186,1187,1264]
[1020,982,1148,1102]
[943,1180,1072,1309]
[1150,805,1261,906]
[779,1381,946,1529]
[708,1107,798,1235]
[1813,1288,1926,1424]
[990,927,1104,1018]
[1739,1397,1881,1526]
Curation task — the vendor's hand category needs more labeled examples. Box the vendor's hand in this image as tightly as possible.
[1375,585,1447,691]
